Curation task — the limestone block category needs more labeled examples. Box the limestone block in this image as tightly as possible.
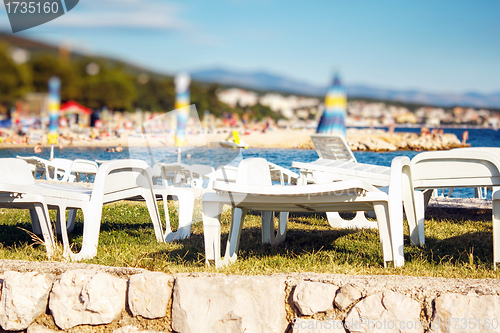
[27,323,59,333]
[431,293,500,333]
[172,275,287,333]
[292,281,337,316]
[0,271,54,331]
[291,318,346,333]
[128,272,174,319]
[334,284,362,311]
[345,291,423,333]
[49,269,127,330]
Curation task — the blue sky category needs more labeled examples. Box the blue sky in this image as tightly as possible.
[1,0,500,93]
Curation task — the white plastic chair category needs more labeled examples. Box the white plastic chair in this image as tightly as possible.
[202,157,418,268]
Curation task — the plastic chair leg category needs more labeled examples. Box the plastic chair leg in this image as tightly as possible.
[401,167,423,246]
[202,201,224,267]
[29,208,42,235]
[383,197,405,268]
[261,211,273,244]
[493,188,500,269]
[33,202,56,257]
[67,204,103,261]
[160,189,195,242]
[67,209,77,233]
[422,189,433,211]
[54,206,65,235]
[54,207,78,234]
[412,191,426,247]
[142,190,163,242]
[373,202,394,267]
[170,190,195,242]
[222,208,247,266]
[58,205,72,257]
[262,211,288,245]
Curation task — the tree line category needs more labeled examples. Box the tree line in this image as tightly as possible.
[0,42,276,121]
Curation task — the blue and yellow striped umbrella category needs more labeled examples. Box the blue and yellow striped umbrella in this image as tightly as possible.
[47,76,61,145]
[174,73,191,148]
[316,74,347,137]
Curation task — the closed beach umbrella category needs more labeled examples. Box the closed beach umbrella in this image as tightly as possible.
[47,76,60,159]
[174,73,191,162]
[316,74,347,137]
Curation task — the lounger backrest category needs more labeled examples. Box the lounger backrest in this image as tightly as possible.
[310,134,356,161]
[0,158,35,185]
[93,159,153,196]
[236,158,272,186]
[70,159,99,174]
[189,164,214,178]
[411,150,500,189]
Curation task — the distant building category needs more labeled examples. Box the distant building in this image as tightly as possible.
[217,88,258,108]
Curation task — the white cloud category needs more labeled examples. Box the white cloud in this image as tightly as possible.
[0,0,222,47]
[52,0,187,30]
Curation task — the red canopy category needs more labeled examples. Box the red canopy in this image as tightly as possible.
[60,100,92,115]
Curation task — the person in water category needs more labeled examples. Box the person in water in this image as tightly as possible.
[34,143,42,154]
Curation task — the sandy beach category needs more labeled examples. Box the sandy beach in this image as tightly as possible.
[0,127,464,151]
[0,128,317,150]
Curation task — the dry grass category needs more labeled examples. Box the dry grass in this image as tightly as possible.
[0,201,498,278]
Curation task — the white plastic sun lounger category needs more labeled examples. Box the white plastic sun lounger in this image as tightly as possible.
[149,160,298,242]
[50,158,99,182]
[7,158,163,261]
[153,162,215,189]
[16,156,52,179]
[292,134,391,228]
[213,163,299,185]
[293,134,359,185]
[16,156,98,182]
[152,163,196,242]
[202,157,419,268]
[311,134,356,161]
[409,149,500,268]
[0,159,56,257]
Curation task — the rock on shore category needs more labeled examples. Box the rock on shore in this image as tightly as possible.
[346,129,464,152]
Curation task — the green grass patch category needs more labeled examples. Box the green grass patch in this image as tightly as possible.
[0,202,498,278]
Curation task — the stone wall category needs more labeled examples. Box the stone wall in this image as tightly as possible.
[1,261,500,332]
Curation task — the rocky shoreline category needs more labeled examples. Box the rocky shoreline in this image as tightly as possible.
[346,129,466,152]
[0,128,467,151]
[296,129,466,151]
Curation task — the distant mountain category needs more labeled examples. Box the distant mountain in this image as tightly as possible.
[191,68,324,96]
[192,68,500,109]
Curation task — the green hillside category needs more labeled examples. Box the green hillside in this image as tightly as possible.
[0,32,278,120]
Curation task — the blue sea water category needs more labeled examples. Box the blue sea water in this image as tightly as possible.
[3,127,499,198]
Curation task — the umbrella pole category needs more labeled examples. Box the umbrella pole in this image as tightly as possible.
[177,147,182,163]
[50,144,54,160]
